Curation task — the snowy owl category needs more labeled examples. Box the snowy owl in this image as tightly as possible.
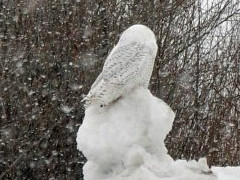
[84,24,158,107]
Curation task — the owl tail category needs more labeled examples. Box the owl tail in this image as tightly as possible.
[82,80,109,107]
[82,80,121,108]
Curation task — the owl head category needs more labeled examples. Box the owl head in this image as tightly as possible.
[118,24,157,54]
[119,24,157,44]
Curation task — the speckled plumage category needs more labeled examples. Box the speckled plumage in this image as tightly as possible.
[84,24,158,107]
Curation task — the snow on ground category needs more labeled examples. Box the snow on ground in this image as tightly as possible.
[76,87,239,180]
[212,166,240,180]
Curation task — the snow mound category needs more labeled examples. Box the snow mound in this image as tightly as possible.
[212,166,240,180]
[76,87,217,180]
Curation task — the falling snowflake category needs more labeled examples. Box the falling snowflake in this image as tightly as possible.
[70,84,83,91]
[61,105,73,114]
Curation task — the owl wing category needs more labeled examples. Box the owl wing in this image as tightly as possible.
[85,42,153,106]
[102,42,146,84]
[90,72,103,90]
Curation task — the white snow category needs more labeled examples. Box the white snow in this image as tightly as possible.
[76,87,239,180]
[60,105,73,114]
[212,167,240,180]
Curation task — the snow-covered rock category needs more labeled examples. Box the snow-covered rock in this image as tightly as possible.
[76,87,217,180]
